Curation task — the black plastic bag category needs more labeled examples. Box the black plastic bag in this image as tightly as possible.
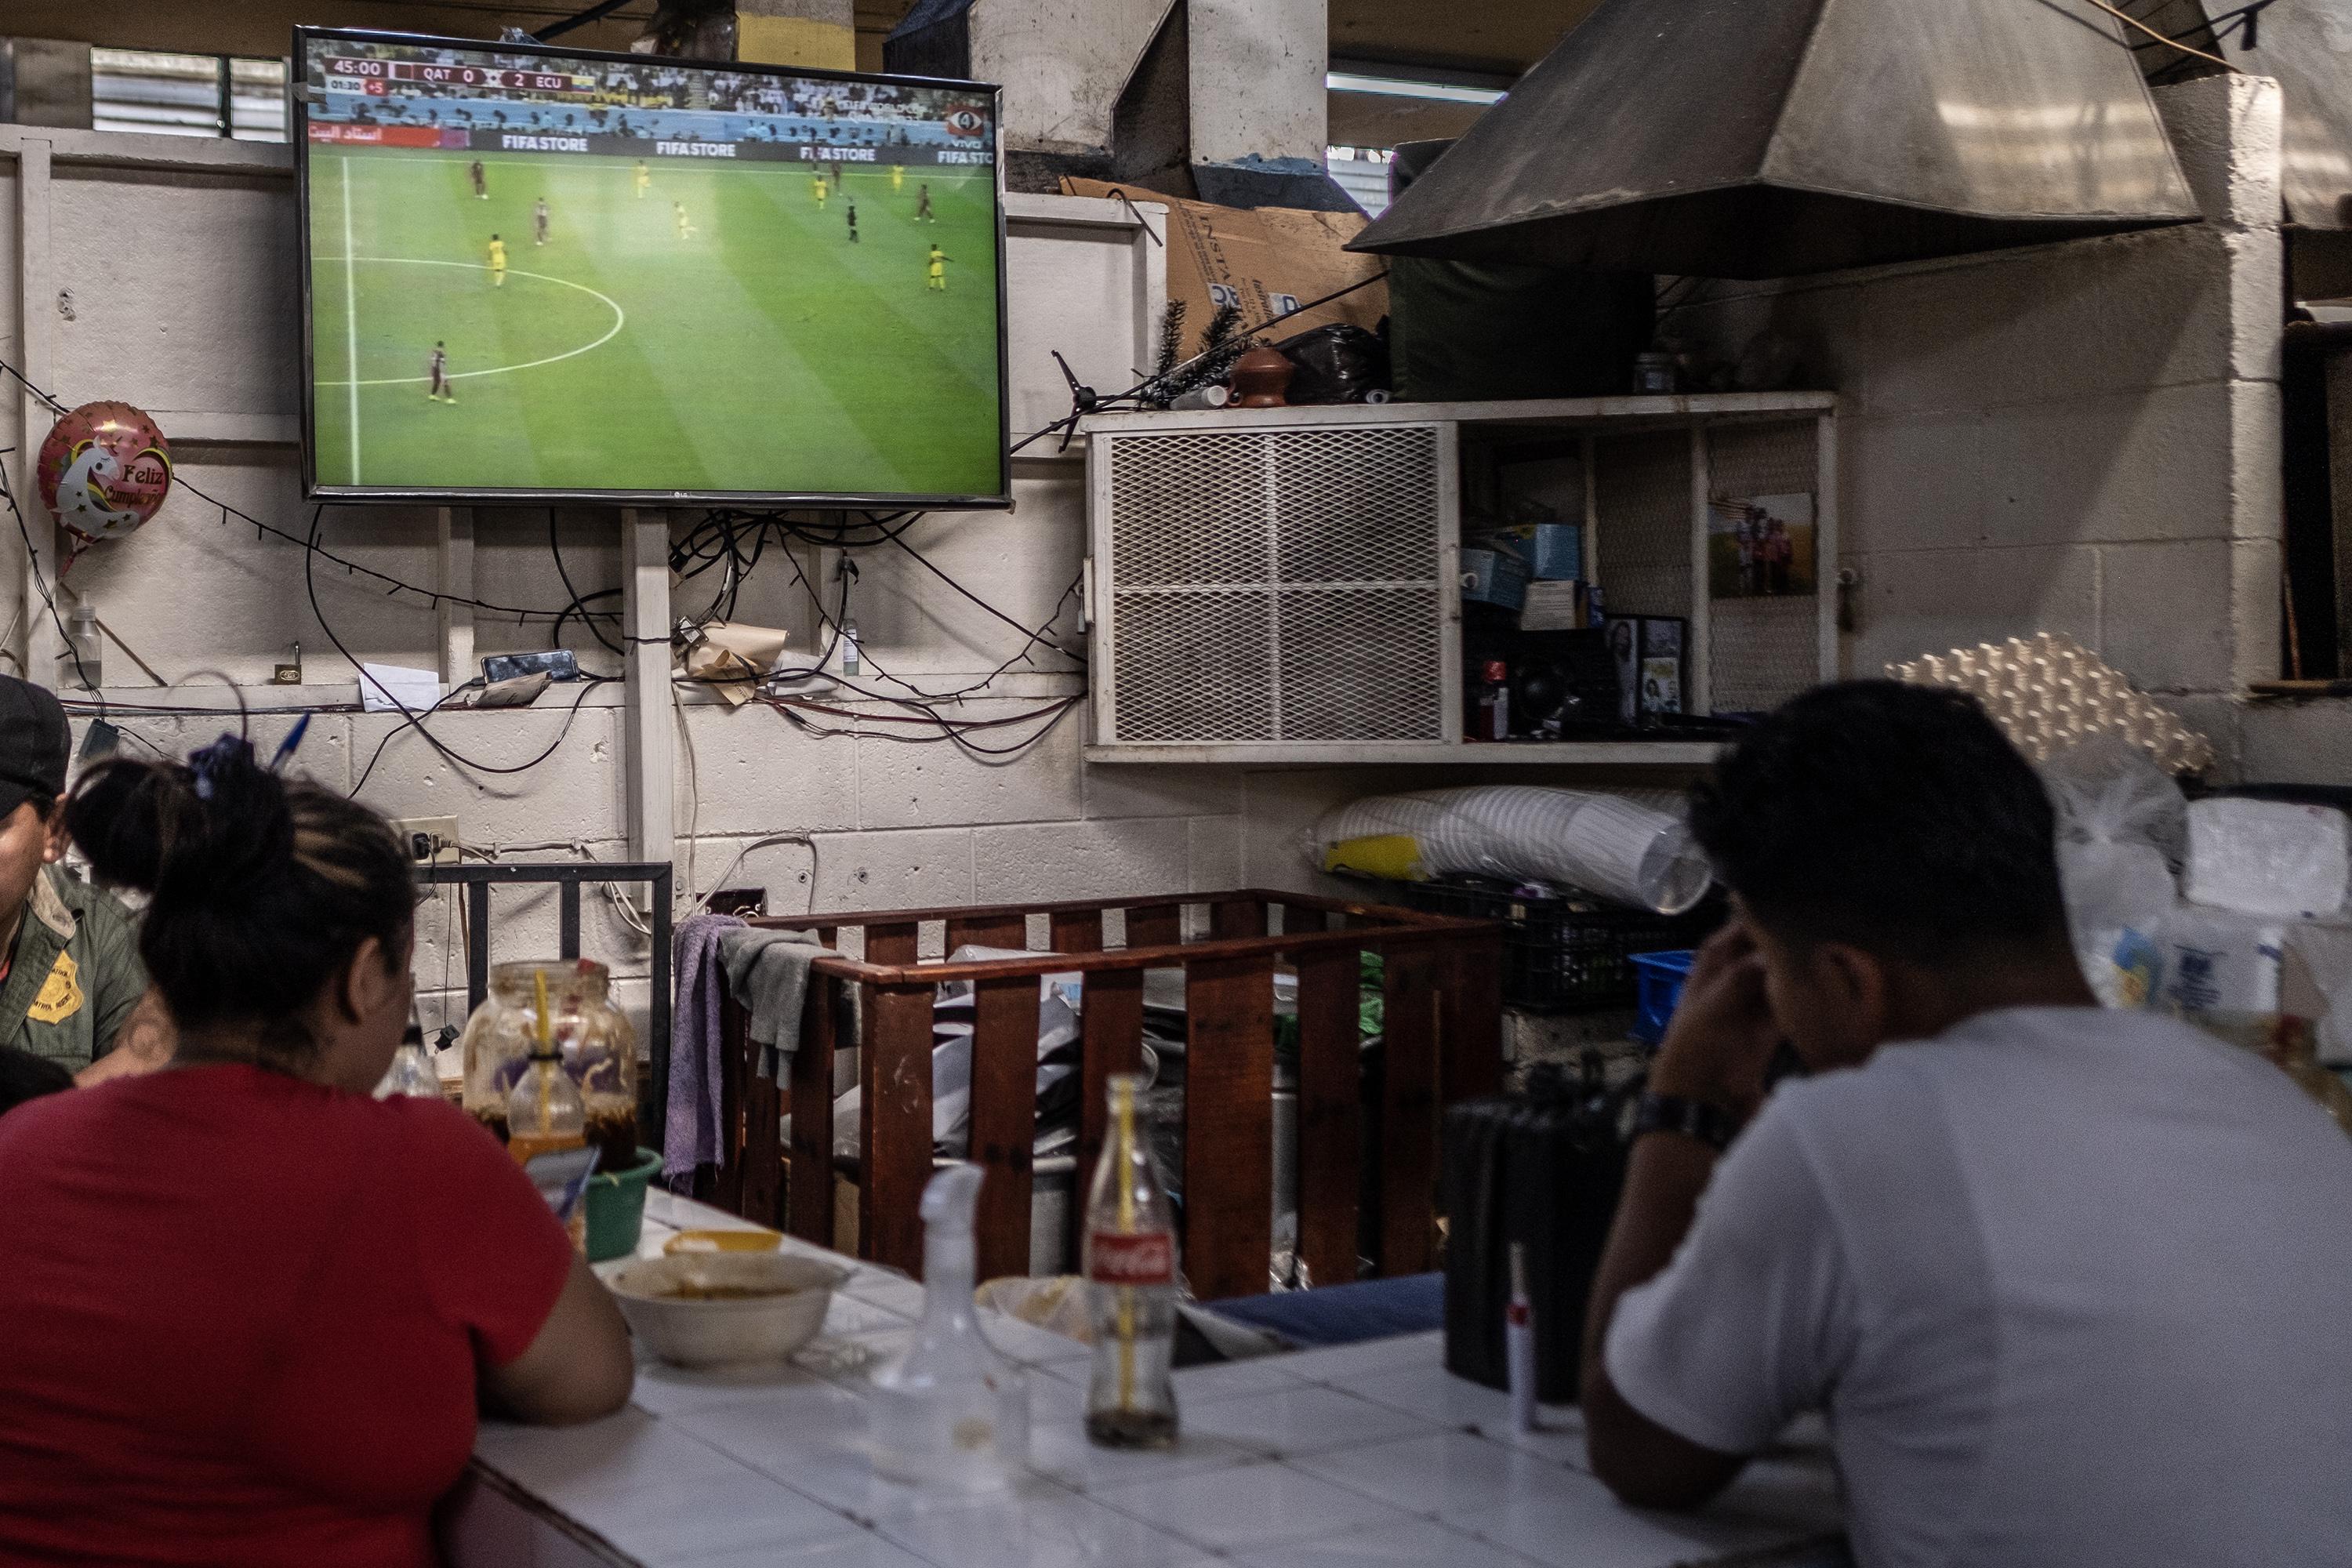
[1272,324,1392,405]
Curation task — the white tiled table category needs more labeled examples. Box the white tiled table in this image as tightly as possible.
[444,1193,1846,1568]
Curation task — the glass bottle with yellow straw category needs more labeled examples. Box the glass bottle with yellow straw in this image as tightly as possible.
[1082,1072,1179,1447]
[506,968,588,1252]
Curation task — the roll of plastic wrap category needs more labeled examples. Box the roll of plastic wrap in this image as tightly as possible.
[1313,786,1711,914]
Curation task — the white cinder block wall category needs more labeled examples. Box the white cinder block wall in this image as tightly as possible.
[0,129,1243,1046]
[2,73,2320,1044]
[1661,74,2287,779]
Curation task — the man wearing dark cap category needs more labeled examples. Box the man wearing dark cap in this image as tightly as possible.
[0,676,154,1083]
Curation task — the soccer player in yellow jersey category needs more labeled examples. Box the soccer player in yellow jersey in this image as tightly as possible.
[487,234,507,287]
[634,159,651,198]
[814,172,829,209]
[891,163,903,194]
[926,243,949,292]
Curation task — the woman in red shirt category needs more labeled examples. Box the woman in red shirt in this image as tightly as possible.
[0,737,633,1566]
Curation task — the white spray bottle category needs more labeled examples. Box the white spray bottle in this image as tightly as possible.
[869,1163,1030,1490]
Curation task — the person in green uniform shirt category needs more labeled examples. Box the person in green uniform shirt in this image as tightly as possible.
[0,677,162,1084]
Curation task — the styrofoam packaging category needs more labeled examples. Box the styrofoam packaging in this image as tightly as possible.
[2183,798,2351,920]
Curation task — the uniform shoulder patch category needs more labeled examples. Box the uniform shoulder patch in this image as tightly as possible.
[28,950,82,1025]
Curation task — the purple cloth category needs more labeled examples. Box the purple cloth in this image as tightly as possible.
[667,910,746,1184]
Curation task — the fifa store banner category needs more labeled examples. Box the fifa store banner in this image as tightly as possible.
[309,123,994,167]
[309,49,995,165]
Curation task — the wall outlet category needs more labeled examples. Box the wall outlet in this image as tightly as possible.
[391,816,461,866]
[708,887,767,918]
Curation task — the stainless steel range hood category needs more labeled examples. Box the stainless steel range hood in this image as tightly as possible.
[1350,0,2202,279]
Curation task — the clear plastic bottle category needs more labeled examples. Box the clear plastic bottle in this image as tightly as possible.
[375,1024,442,1100]
[1083,1072,1180,1448]
[869,1163,1030,1490]
[59,601,101,692]
[506,971,587,1251]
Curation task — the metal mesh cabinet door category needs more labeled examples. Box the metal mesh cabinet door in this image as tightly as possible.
[1094,423,1449,746]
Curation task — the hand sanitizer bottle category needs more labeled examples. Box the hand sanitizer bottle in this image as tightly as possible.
[869,1163,1029,1490]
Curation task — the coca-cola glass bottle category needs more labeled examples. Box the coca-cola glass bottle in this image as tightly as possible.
[1083,1072,1180,1448]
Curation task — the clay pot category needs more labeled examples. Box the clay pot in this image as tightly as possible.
[1230,346,1296,408]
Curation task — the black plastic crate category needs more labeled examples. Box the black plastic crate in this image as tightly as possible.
[1372,876,1722,1013]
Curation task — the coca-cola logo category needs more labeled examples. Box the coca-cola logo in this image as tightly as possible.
[1087,1231,1173,1287]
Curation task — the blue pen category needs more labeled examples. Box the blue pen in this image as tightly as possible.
[269,713,310,773]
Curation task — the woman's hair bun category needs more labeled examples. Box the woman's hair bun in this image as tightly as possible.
[66,738,293,901]
[64,732,412,1053]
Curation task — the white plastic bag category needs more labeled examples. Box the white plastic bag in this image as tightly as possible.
[2042,739,2185,1008]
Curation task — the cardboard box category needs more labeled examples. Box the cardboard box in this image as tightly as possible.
[1461,549,1528,612]
[1061,177,1389,344]
[1526,523,1583,581]
[1473,521,1582,581]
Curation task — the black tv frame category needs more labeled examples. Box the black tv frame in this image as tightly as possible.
[292,25,1011,510]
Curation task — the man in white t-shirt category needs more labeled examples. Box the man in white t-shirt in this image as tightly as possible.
[1581,681,2352,1568]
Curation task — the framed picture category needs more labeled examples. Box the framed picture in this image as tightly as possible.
[1708,492,1817,600]
[1606,615,1639,724]
[1605,615,1686,721]
[1639,617,1685,717]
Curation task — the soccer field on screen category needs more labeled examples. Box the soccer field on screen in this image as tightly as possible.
[307,151,1003,499]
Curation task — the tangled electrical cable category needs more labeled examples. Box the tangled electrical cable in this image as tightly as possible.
[1006,268,1391,456]
[0,347,1087,779]
[302,506,622,793]
[666,507,1087,758]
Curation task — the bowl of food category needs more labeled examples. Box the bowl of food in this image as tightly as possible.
[605,1252,848,1367]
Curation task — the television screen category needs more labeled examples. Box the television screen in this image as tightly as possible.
[295,28,1007,506]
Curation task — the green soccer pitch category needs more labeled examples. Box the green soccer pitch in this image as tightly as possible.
[307,149,1004,499]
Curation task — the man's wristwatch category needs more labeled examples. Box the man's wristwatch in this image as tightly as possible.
[1631,1091,1741,1152]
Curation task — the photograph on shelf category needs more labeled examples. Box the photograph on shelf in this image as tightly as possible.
[1605,614,1686,721]
[1641,618,1685,716]
[1707,492,1816,600]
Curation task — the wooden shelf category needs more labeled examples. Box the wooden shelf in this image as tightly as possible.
[1083,740,1724,766]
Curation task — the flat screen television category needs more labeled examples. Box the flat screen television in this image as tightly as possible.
[294,27,1007,507]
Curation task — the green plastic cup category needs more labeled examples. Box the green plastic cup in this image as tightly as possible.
[585,1147,663,1263]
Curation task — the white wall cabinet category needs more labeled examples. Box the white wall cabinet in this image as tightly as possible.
[1080,394,1839,764]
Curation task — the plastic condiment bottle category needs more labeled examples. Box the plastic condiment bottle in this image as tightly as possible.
[1505,1241,1537,1433]
[506,969,587,1250]
[869,1163,1030,1490]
